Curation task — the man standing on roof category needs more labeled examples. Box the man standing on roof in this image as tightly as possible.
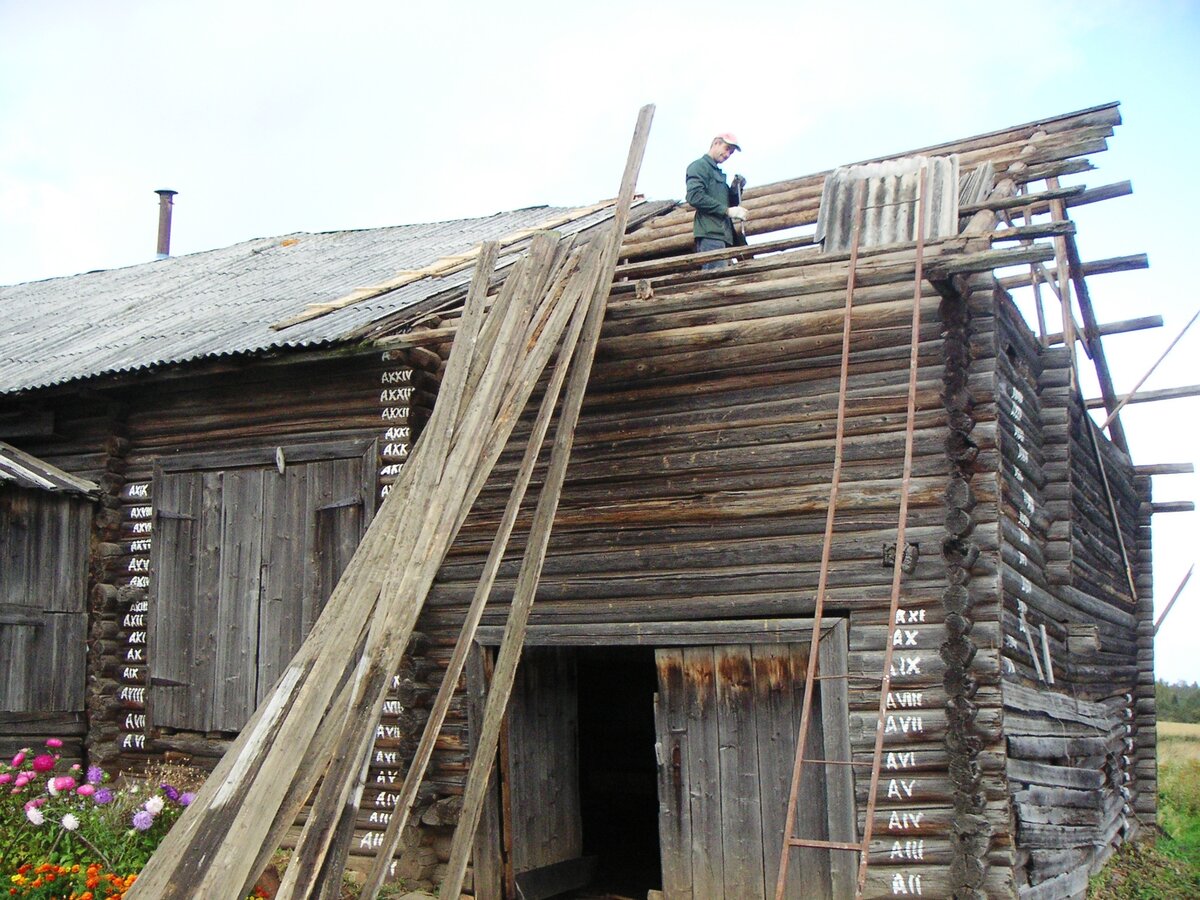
[685,133,747,270]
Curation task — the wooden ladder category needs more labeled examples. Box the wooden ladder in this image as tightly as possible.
[774,165,930,900]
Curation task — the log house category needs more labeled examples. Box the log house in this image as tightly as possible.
[0,102,1166,898]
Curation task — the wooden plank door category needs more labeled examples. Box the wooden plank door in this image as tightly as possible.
[503,647,583,882]
[151,444,375,731]
[654,633,854,900]
[258,455,368,702]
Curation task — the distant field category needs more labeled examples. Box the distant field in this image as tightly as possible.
[1161,721,1200,764]
[1161,721,1200,739]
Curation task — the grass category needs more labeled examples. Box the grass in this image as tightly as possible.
[1088,720,1200,898]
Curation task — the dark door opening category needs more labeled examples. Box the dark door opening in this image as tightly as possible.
[575,646,661,896]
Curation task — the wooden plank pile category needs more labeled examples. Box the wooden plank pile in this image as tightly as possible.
[126,106,654,900]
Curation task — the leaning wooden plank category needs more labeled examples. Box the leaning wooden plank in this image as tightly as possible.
[358,241,606,898]
[1058,205,1128,451]
[292,240,594,899]
[294,234,595,896]
[1099,308,1200,431]
[272,244,508,899]
[439,102,656,900]
[276,239,572,898]
[128,246,504,900]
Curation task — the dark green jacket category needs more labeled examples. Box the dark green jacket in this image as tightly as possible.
[685,154,733,244]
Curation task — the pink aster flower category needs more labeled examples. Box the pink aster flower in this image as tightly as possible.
[76,783,95,797]
[13,774,30,788]
[52,776,77,792]
[0,774,11,785]
[11,750,26,767]
[31,754,55,773]
[45,738,63,749]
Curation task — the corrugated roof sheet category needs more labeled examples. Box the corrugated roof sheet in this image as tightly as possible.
[0,204,629,396]
[0,441,98,495]
[815,156,961,253]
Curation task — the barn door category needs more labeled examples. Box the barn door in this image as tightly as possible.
[654,630,854,900]
[150,443,374,732]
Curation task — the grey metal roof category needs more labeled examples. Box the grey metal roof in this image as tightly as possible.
[0,203,632,396]
[0,441,98,495]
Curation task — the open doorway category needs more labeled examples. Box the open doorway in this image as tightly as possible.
[575,646,661,896]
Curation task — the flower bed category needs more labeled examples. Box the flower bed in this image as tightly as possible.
[0,739,266,899]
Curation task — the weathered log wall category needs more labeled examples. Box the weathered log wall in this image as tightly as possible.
[1,347,443,875]
[400,242,1018,898]
[990,295,1152,900]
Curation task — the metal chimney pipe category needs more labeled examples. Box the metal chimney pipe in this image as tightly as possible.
[154,189,178,259]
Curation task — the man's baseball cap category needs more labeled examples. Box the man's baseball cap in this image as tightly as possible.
[716,133,741,151]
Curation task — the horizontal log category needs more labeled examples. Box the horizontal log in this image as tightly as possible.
[1086,383,1200,410]
[1006,758,1106,790]
[1046,314,1162,345]
[989,221,1076,242]
[998,253,1148,290]
[925,244,1056,280]
[1006,733,1123,760]
[1002,681,1127,730]
[1152,501,1195,513]
[1014,180,1133,218]
[1133,462,1193,476]
[1013,158,1095,185]
[1017,865,1090,900]
[613,232,818,279]
[959,184,1085,216]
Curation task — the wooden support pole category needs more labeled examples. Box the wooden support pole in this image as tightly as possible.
[1154,565,1194,635]
[438,103,656,900]
[358,242,606,899]
[1057,205,1128,451]
[1047,180,1077,395]
[1100,309,1200,431]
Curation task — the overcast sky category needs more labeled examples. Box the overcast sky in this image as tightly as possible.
[3,0,1199,679]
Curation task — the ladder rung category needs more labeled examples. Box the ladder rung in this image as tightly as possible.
[795,757,876,769]
[815,674,887,688]
[786,837,863,852]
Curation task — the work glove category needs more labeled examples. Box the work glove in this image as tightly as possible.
[727,205,747,221]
